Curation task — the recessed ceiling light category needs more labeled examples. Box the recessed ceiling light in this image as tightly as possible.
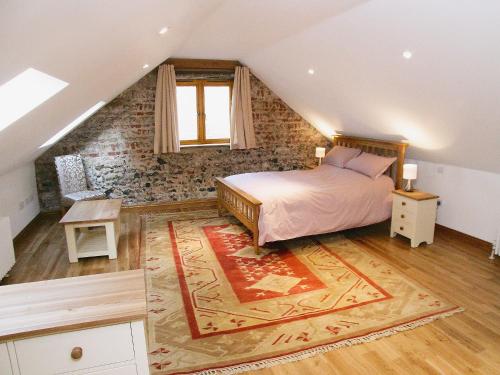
[158,26,169,35]
[0,68,68,132]
[142,64,150,69]
[40,101,106,148]
[402,50,413,59]
[308,68,315,75]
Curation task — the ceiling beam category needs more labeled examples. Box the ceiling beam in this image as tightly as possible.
[165,58,241,71]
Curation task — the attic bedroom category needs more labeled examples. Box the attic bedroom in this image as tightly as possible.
[0,1,499,374]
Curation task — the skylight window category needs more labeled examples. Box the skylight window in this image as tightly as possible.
[0,68,68,132]
[40,101,106,148]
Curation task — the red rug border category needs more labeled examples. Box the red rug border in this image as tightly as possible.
[167,305,462,375]
[168,220,393,340]
[169,220,203,339]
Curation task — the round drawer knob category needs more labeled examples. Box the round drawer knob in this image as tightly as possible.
[401,214,405,219]
[401,202,406,206]
[399,226,404,231]
[71,347,83,360]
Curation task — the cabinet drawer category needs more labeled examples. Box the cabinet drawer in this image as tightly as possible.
[0,343,13,375]
[392,195,417,214]
[392,217,415,236]
[392,208,416,222]
[88,364,137,375]
[15,323,134,375]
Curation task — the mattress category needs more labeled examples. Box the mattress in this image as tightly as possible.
[224,164,394,245]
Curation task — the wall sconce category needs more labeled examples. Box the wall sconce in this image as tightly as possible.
[315,147,326,166]
[403,163,418,192]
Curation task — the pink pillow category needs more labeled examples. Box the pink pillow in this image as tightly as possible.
[345,152,397,179]
[323,146,362,168]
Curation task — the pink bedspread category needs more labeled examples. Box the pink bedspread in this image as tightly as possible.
[224,165,394,245]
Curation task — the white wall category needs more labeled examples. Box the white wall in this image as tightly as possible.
[411,160,500,244]
[0,217,16,279]
[0,163,40,238]
[0,158,496,246]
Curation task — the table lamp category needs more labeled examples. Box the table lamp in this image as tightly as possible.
[403,163,418,192]
[315,147,326,165]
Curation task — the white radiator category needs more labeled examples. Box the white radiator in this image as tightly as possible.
[0,217,15,280]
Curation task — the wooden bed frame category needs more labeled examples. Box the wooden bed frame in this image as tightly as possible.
[216,135,408,253]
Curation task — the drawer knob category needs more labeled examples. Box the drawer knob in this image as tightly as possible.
[401,214,405,219]
[71,347,83,360]
[401,202,406,206]
[400,226,404,231]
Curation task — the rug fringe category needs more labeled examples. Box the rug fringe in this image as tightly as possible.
[187,307,464,375]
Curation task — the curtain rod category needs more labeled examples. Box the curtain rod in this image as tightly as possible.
[165,58,242,71]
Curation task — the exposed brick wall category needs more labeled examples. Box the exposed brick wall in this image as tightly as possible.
[35,71,330,211]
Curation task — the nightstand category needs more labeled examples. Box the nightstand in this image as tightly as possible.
[390,189,439,248]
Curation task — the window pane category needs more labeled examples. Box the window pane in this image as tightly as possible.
[176,85,197,141]
[204,86,230,140]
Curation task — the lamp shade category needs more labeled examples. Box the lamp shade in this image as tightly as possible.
[315,147,326,158]
[403,163,418,180]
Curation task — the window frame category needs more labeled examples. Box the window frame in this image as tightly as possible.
[176,79,233,146]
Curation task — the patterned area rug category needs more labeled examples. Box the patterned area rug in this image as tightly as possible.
[142,211,463,375]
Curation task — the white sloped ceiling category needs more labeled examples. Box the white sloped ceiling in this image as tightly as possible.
[0,0,224,175]
[1,0,499,175]
[179,0,500,173]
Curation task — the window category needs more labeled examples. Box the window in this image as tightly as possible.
[0,68,68,132]
[176,80,232,145]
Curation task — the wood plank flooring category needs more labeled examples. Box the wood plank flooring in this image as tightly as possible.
[2,207,499,374]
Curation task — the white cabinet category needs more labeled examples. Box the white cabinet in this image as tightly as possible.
[89,365,138,375]
[0,270,149,375]
[0,217,15,280]
[0,343,13,375]
[3,321,149,375]
[390,190,439,247]
[15,324,135,375]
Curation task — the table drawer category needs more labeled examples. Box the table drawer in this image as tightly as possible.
[14,323,134,375]
[393,194,417,214]
[392,207,416,222]
[392,217,416,237]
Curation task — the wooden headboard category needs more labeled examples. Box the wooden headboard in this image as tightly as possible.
[332,135,408,189]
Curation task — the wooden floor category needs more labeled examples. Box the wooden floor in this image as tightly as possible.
[2,206,499,374]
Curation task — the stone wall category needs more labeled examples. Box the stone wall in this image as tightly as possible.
[35,70,330,211]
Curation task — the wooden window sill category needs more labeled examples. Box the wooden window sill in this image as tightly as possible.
[180,143,230,149]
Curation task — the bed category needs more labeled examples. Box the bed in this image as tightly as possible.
[216,135,408,253]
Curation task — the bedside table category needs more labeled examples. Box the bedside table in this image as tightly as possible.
[390,189,439,248]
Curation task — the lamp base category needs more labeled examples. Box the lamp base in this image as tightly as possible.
[404,179,414,192]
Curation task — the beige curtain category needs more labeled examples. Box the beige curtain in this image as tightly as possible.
[230,66,256,149]
[154,64,180,154]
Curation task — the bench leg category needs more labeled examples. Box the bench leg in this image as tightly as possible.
[64,224,78,263]
[217,199,223,217]
[105,221,118,260]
